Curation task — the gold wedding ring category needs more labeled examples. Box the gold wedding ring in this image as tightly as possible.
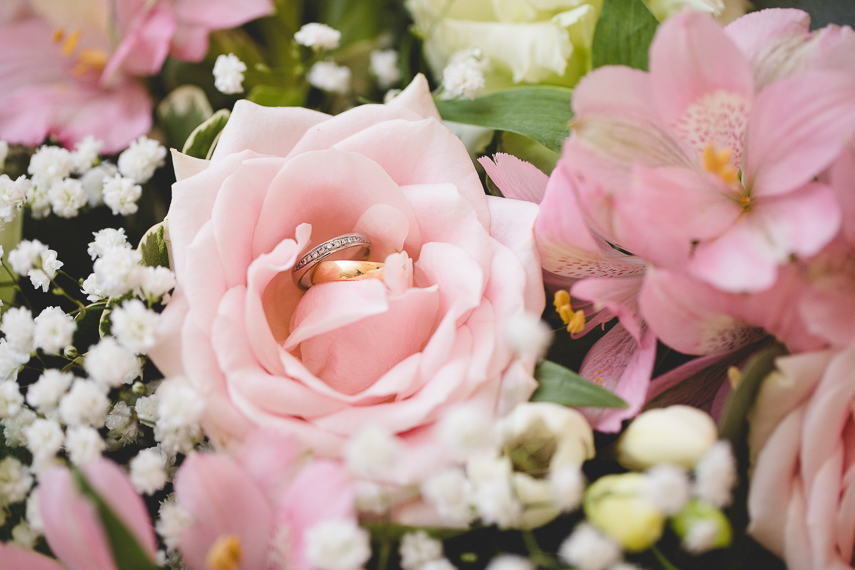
[292,233,372,289]
[311,260,385,286]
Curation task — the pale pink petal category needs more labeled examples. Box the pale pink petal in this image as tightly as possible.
[234,428,304,500]
[0,544,65,570]
[645,351,731,405]
[103,6,175,78]
[384,74,442,122]
[571,276,644,341]
[801,276,855,348]
[182,222,228,332]
[689,221,780,293]
[573,65,657,120]
[169,23,210,61]
[815,24,855,75]
[174,0,274,29]
[478,153,549,203]
[831,140,855,248]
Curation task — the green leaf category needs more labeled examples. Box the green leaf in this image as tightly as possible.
[247,85,306,107]
[156,85,213,150]
[531,360,628,409]
[182,108,230,159]
[435,87,574,153]
[72,469,160,570]
[591,0,659,71]
[137,222,170,269]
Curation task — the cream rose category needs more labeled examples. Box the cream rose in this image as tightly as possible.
[150,76,545,484]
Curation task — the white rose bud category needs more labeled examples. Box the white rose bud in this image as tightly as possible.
[618,405,718,470]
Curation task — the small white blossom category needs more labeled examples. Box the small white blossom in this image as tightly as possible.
[1,306,35,358]
[111,299,159,354]
[28,146,73,187]
[3,407,36,446]
[400,531,444,570]
[421,468,475,526]
[295,23,341,50]
[58,379,109,428]
[23,418,64,458]
[11,521,39,548]
[442,49,488,100]
[305,519,372,570]
[48,178,87,217]
[693,441,737,508]
[682,520,720,554]
[88,228,130,260]
[33,306,76,354]
[26,369,73,413]
[354,480,394,514]
[0,380,23,419]
[0,456,32,505]
[106,401,133,431]
[549,464,585,512]
[81,162,117,207]
[436,405,496,459]
[26,489,42,533]
[558,524,623,570]
[8,240,62,292]
[343,425,402,479]
[421,560,457,570]
[93,247,142,298]
[157,379,203,428]
[85,337,137,388]
[27,183,51,219]
[139,265,176,301]
[504,313,553,361]
[308,61,351,94]
[135,394,159,425]
[65,425,106,465]
[130,448,168,494]
[370,49,401,89]
[118,136,166,183]
[0,339,27,381]
[485,555,534,570]
[0,174,31,222]
[610,564,644,570]
[213,53,247,95]
[81,273,105,301]
[644,465,691,515]
[71,136,103,174]
[102,174,142,215]
[157,500,193,551]
[474,477,522,529]
[30,455,63,479]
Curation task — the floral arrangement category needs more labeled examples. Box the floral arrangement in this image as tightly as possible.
[0,1,853,570]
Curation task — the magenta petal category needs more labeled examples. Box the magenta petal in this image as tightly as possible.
[478,153,548,204]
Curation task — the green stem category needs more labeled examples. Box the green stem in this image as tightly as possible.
[651,546,681,570]
[51,281,86,317]
[522,531,561,570]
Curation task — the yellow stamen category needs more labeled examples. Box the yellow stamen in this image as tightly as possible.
[74,48,110,75]
[52,28,65,43]
[727,366,742,389]
[702,143,739,184]
[565,309,586,335]
[554,289,585,334]
[62,30,81,56]
[553,290,570,311]
[207,535,242,570]
[738,195,751,211]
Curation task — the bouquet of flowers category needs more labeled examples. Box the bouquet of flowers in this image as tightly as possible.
[1,1,853,570]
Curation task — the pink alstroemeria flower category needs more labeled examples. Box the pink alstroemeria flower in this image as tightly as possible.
[2,458,158,570]
[174,428,358,570]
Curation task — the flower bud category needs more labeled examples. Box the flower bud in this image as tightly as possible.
[670,500,732,554]
[618,406,718,470]
[583,473,665,552]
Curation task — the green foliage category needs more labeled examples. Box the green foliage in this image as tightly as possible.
[182,109,230,160]
[247,85,306,107]
[436,87,575,153]
[156,86,213,150]
[137,222,170,269]
[591,0,659,71]
[531,360,628,409]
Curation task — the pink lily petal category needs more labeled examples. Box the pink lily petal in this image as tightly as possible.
[174,0,274,30]
[831,140,855,248]
[478,153,549,203]
[234,427,305,501]
[104,5,176,79]
[571,275,644,341]
[0,544,65,570]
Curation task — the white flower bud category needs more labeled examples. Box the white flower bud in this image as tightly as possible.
[618,406,718,470]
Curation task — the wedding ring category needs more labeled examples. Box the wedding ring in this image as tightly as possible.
[292,233,372,289]
[311,261,385,286]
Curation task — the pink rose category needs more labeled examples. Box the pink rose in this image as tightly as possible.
[747,340,855,569]
[150,76,545,483]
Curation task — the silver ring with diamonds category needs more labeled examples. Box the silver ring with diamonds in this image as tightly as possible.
[292,233,372,289]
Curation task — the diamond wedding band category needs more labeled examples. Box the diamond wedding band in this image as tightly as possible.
[292,233,372,289]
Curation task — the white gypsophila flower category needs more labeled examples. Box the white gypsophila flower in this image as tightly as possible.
[399,531,444,570]
[474,477,522,529]
[421,560,456,570]
[33,307,76,354]
[305,519,372,570]
[558,524,623,570]
[102,174,142,215]
[343,424,402,480]
[65,425,106,465]
[155,422,202,456]
[26,488,42,533]
[28,146,73,187]
[26,369,73,413]
[29,250,62,291]
[307,60,351,94]
[157,379,203,428]
[213,53,247,95]
[0,174,31,223]
[354,480,394,514]
[0,140,7,169]
[610,564,643,570]
[0,456,32,505]
[441,50,488,100]
[549,464,585,513]
[48,178,88,218]
[295,22,341,50]
[23,418,64,459]
[12,521,39,548]
[130,448,168,495]
[28,183,50,219]
[94,247,142,298]
[370,49,401,89]
[58,380,109,428]
[157,500,193,551]
[504,313,553,361]
[436,405,496,460]
[7,240,44,275]
[71,136,103,175]
[421,468,475,526]
[135,394,159,425]
[81,162,117,207]
[3,407,36,447]
[88,227,130,260]
[118,136,166,183]
[106,401,133,431]
[682,520,720,554]
[1,306,35,358]
[485,555,534,570]
[81,273,105,302]
[0,380,23,419]
[85,337,137,388]
[0,339,26,381]
[139,265,176,301]
[693,441,737,508]
[30,455,63,479]
[643,465,691,516]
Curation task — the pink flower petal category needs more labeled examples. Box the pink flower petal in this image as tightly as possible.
[831,140,855,248]
[0,544,65,570]
[478,153,549,203]
[571,275,644,341]
[174,0,274,30]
